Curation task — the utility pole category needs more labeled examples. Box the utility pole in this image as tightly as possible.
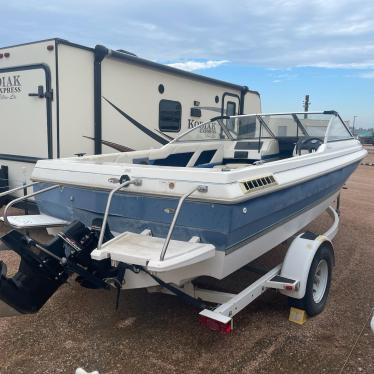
[303,95,310,119]
[352,116,357,137]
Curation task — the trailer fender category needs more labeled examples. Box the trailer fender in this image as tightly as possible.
[280,232,334,299]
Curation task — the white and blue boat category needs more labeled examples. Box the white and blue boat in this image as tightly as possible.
[0,111,367,326]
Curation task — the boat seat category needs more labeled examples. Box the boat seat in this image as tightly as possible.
[223,139,280,163]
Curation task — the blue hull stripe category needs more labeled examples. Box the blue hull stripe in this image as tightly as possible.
[35,161,359,251]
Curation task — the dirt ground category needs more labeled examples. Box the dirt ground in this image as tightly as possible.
[0,148,373,374]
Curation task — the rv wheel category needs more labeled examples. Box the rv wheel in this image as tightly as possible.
[289,243,334,316]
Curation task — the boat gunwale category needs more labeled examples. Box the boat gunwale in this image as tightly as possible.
[33,150,365,205]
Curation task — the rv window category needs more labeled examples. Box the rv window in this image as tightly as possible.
[226,101,236,131]
[226,101,236,116]
[159,100,182,132]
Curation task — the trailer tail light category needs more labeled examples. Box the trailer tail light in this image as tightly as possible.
[4,53,9,58]
[47,45,54,51]
[198,315,233,334]
[0,54,3,59]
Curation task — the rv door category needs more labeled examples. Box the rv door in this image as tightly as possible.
[222,93,240,131]
[0,64,52,162]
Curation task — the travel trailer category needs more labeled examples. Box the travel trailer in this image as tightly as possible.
[0,38,261,197]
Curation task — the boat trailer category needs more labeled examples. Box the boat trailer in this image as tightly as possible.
[0,181,339,332]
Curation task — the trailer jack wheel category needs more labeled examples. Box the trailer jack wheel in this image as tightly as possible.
[288,243,334,316]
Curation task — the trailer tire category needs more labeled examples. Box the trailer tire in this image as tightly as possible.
[288,243,333,316]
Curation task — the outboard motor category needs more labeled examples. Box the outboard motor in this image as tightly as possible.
[0,220,112,317]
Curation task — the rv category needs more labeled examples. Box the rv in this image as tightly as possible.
[0,38,261,198]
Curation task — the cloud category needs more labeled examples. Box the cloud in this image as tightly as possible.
[1,0,374,69]
[300,62,374,69]
[167,60,228,72]
[358,71,374,79]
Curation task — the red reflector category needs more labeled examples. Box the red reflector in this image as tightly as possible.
[0,53,3,59]
[198,315,232,334]
[47,45,54,51]
[285,285,294,290]
[4,52,10,58]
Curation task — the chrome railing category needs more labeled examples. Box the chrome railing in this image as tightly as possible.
[95,179,207,263]
[3,184,61,229]
[97,178,142,250]
[0,181,40,199]
[159,184,208,261]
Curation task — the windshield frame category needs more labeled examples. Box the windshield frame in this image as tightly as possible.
[171,111,353,144]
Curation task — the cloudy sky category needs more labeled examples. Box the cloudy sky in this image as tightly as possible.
[2,0,374,127]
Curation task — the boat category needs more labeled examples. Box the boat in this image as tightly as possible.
[0,111,367,329]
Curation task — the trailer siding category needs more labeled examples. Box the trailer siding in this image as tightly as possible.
[57,44,95,157]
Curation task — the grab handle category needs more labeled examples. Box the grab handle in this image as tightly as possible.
[160,185,208,261]
[0,181,40,199]
[97,178,142,250]
[3,184,60,228]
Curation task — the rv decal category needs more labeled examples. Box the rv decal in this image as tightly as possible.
[103,97,169,145]
[188,119,217,134]
[83,136,134,152]
[199,122,217,134]
[155,129,174,141]
[188,119,204,128]
[0,75,21,99]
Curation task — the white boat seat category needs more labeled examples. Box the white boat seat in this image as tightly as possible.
[0,214,69,229]
[91,232,216,272]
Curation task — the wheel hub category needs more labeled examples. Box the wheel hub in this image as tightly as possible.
[312,259,328,303]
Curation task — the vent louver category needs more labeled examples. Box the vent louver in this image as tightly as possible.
[240,175,277,193]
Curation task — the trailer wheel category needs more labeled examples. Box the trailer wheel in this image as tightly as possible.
[288,243,333,316]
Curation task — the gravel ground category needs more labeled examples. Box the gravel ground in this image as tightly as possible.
[0,148,373,374]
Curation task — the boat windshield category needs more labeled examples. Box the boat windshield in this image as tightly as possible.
[174,112,353,143]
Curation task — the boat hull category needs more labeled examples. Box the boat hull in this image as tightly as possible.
[34,161,360,253]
